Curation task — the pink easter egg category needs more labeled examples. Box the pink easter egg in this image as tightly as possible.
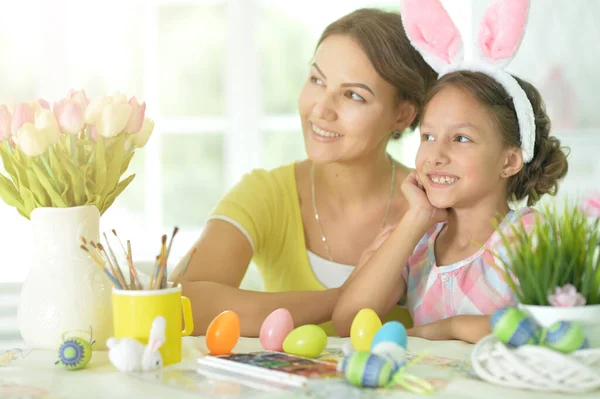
[259,308,294,351]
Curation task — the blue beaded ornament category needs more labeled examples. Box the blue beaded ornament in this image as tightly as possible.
[55,328,95,370]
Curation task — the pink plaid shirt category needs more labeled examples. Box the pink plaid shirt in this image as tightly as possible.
[402,208,536,326]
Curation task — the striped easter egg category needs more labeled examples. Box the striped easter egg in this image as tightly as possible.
[543,321,589,354]
[490,307,540,347]
[339,351,395,388]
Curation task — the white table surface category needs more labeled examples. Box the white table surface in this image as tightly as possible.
[1,336,597,399]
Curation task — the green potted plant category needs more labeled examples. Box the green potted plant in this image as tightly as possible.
[495,195,600,348]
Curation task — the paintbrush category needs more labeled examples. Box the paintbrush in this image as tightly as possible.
[161,227,179,288]
[96,242,129,290]
[91,241,129,290]
[99,235,130,289]
[80,241,106,267]
[126,240,143,290]
[111,229,142,289]
[89,240,117,280]
[80,245,123,289]
[153,235,168,290]
[111,229,128,255]
[149,255,160,290]
[170,247,197,288]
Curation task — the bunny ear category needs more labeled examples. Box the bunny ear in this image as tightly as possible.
[477,0,530,69]
[401,0,463,73]
[149,338,164,353]
[149,316,167,341]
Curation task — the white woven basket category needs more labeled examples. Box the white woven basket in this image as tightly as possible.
[471,335,600,393]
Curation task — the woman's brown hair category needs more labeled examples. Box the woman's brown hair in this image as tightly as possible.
[424,71,569,206]
[317,8,438,132]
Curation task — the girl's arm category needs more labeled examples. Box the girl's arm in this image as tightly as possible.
[332,172,447,336]
[173,219,341,337]
[332,211,429,336]
[408,315,491,344]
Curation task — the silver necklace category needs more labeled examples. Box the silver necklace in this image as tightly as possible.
[311,159,396,261]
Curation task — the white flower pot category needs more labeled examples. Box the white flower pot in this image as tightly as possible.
[17,205,113,350]
[519,304,600,348]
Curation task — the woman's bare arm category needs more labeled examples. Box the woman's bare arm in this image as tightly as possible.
[172,220,341,336]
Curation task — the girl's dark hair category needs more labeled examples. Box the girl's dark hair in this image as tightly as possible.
[424,71,568,206]
[317,8,438,132]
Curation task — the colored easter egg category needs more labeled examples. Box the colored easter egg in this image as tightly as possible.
[350,309,382,352]
[544,321,589,354]
[371,321,407,350]
[338,351,395,388]
[282,325,327,358]
[206,310,240,355]
[490,307,540,347]
[259,308,294,351]
[371,341,406,371]
[56,337,92,370]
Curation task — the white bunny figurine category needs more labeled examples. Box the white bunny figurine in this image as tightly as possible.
[107,316,166,372]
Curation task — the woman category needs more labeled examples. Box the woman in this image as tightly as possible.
[175,8,437,336]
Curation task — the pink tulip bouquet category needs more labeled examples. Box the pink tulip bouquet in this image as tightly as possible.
[0,89,154,218]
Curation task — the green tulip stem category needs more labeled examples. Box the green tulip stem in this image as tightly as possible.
[125,144,134,159]
[70,134,77,165]
[41,152,61,193]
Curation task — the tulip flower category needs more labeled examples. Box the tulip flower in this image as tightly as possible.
[11,103,35,136]
[131,117,154,148]
[84,95,111,125]
[111,91,128,105]
[66,89,89,109]
[35,109,62,145]
[581,193,600,219]
[36,98,51,110]
[54,100,84,135]
[96,103,132,138]
[124,97,146,134]
[0,105,12,141]
[17,122,49,156]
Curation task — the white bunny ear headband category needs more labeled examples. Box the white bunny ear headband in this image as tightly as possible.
[401,0,535,163]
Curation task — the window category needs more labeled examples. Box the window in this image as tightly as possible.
[1,0,599,286]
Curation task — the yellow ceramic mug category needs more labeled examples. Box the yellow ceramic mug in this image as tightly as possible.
[112,285,193,366]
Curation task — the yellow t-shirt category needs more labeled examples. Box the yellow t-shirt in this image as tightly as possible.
[210,163,413,335]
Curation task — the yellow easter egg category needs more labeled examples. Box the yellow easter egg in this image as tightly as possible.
[350,308,382,351]
[282,325,327,358]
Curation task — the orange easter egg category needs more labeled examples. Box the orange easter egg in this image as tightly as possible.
[206,310,241,355]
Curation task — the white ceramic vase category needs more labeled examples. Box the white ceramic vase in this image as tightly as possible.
[519,303,600,348]
[17,205,113,350]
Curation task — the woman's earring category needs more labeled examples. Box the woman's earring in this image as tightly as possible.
[392,130,402,139]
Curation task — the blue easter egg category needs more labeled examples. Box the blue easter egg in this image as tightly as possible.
[370,321,407,350]
[544,321,589,354]
[490,307,541,347]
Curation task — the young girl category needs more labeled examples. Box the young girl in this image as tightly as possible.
[333,0,569,343]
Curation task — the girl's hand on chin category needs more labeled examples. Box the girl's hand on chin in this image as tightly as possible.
[402,171,447,225]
